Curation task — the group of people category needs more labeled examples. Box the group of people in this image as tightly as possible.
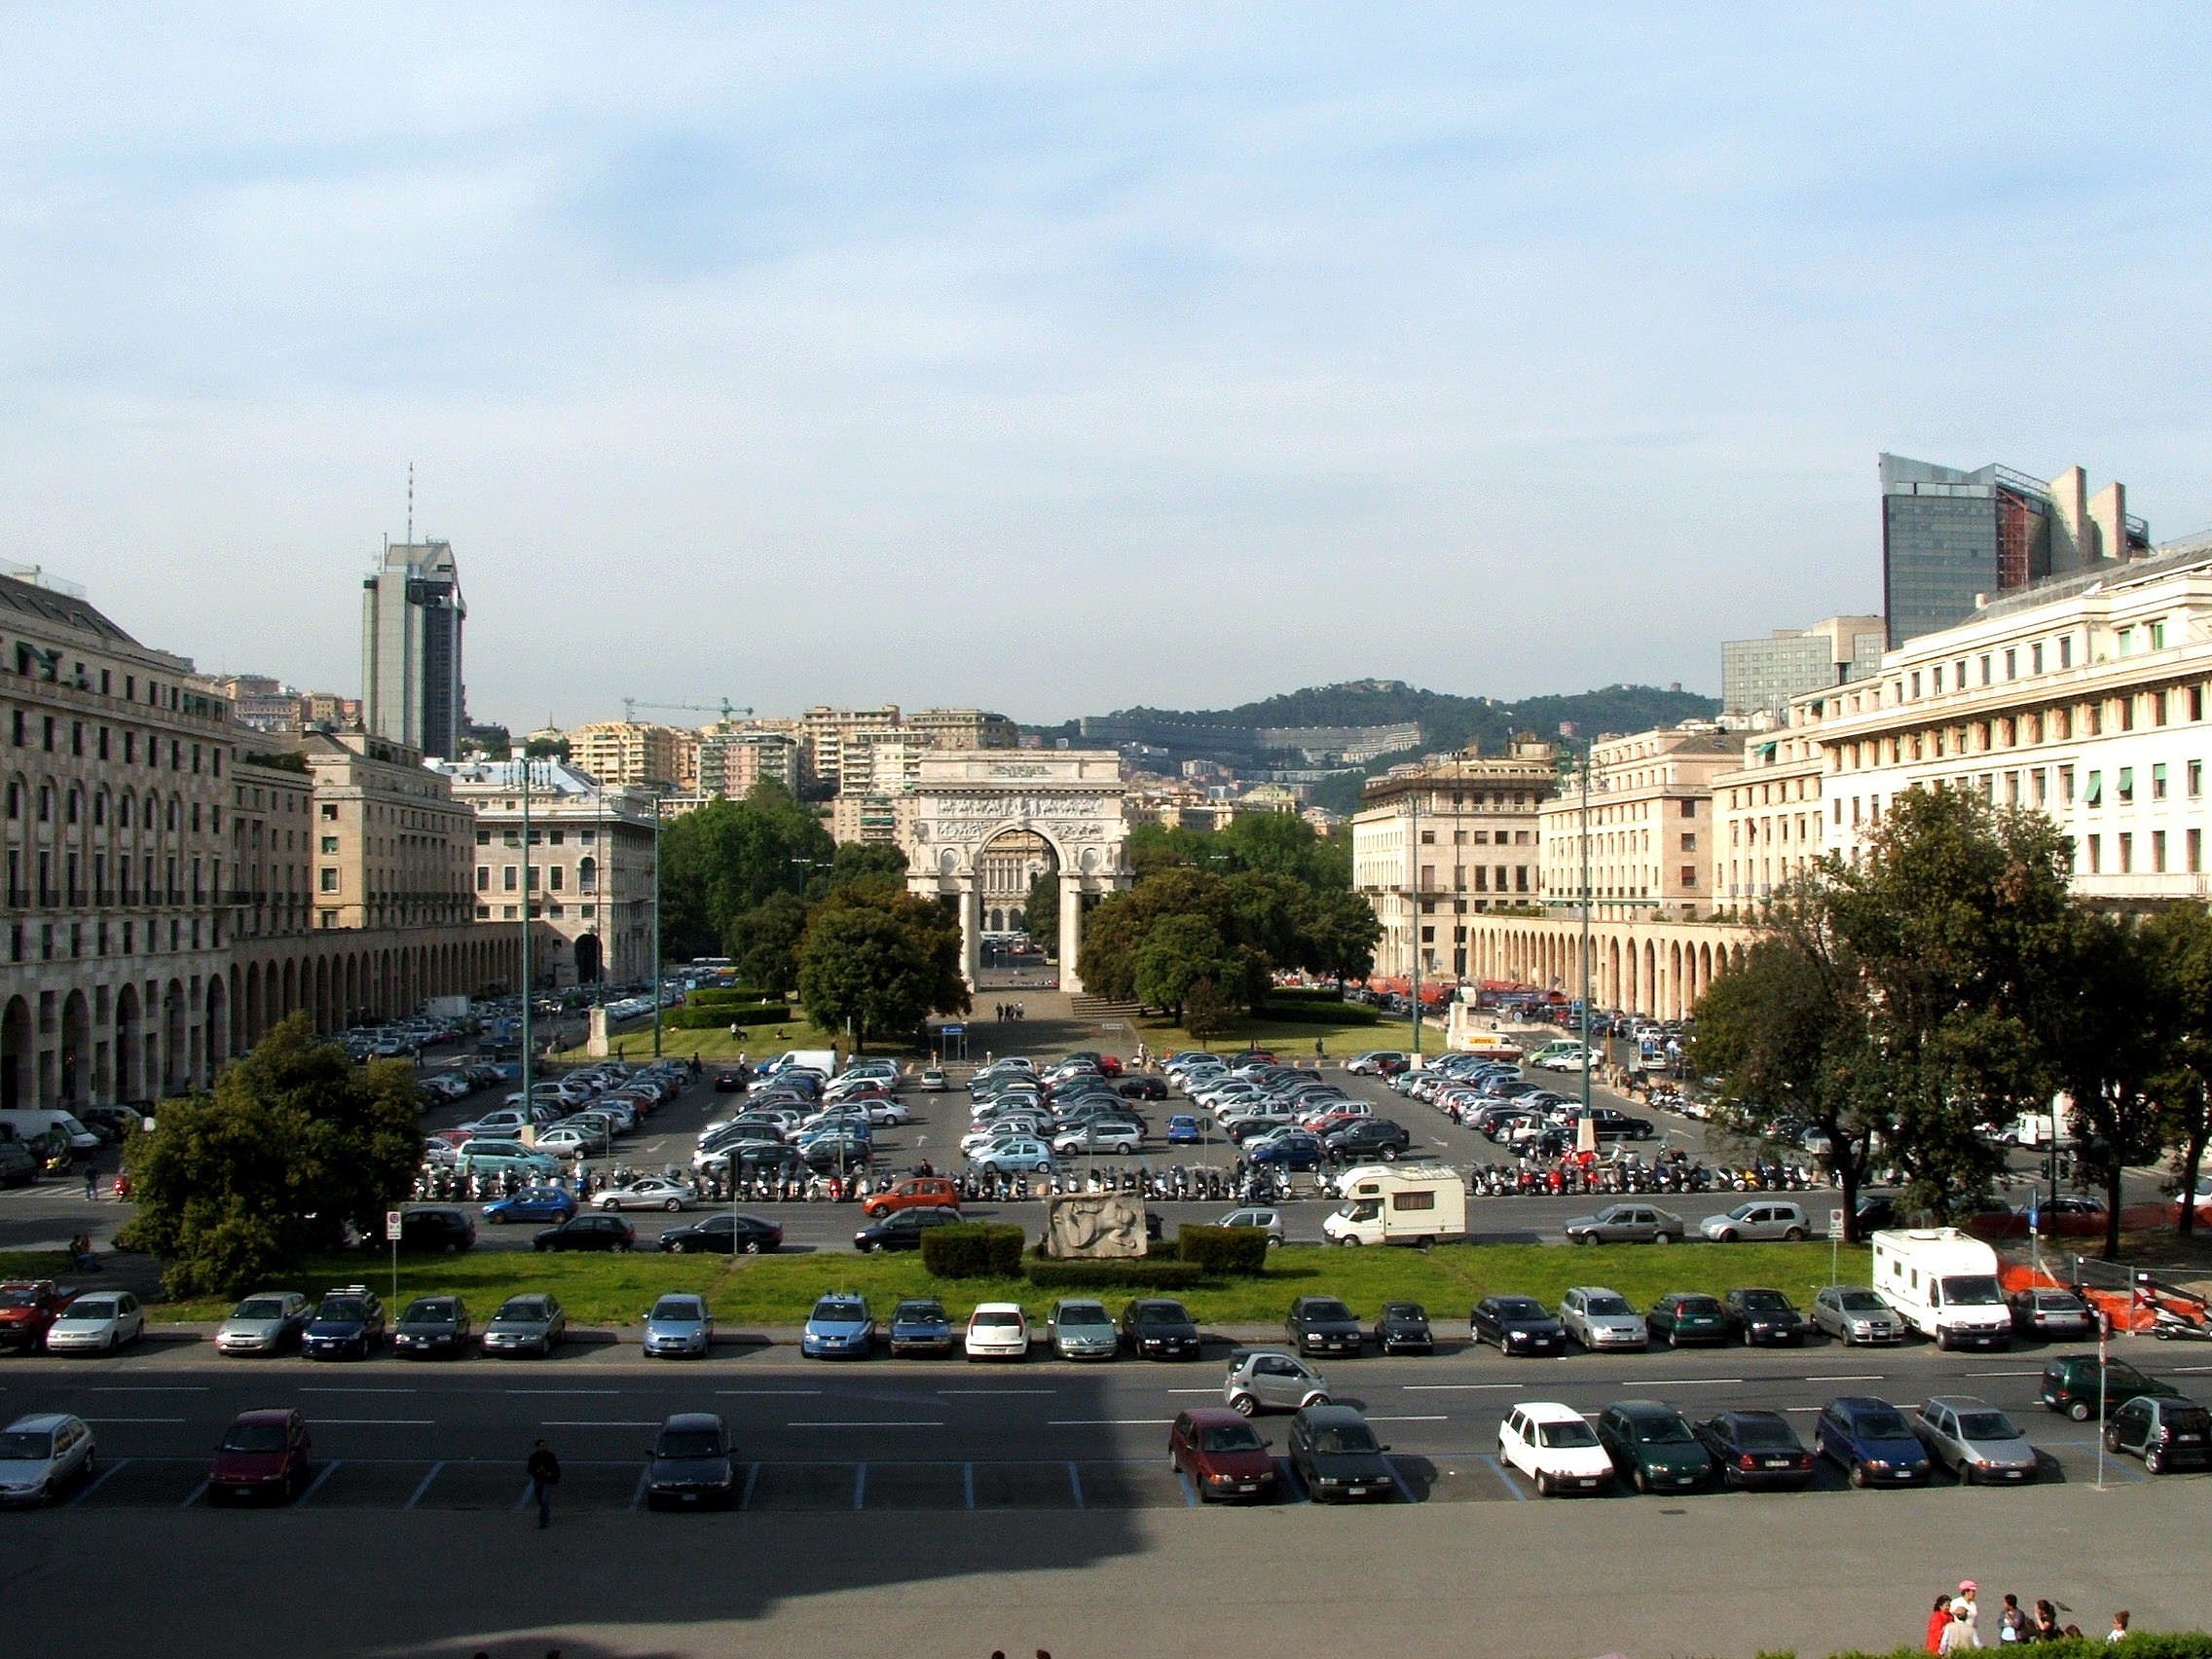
[1926,1579,2129,1647]
[992,1002,1028,1021]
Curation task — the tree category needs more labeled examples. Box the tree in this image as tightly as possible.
[1183,977,1239,1043]
[1134,913,1239,1022]
[116,1014,421,1299]
[2144,903,2212,1236]
[1024,869,1059,959]
[659,782,835,960]
[1296,886,1382,986]
[825,841,911,891]
[725,890,809,993]
[795,885,969,1051]
[1079,868,1239,1005]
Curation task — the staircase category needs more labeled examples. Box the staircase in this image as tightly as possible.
[1070,995,1143,1022]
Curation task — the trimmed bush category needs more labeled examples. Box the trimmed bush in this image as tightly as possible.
[1822,1641,2211,1659]
[1260,1000,1381,1026]
[686,987,778,1008]
[663,1004,791,1031]
[922,1222,1026,1279]
[1176,1224,1271,1275]
[1270,986,1352,1005]
[1026,1258,1206,1291]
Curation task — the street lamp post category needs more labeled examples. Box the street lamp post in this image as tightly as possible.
[519,756,535,1123]
[650,801,664,1060]
[1405,791,1422,1064]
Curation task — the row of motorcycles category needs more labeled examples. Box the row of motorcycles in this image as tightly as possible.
[1463,1156,1826,1198]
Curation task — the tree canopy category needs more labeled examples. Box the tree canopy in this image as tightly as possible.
[794,882,969,1051]
[658,781,836,960]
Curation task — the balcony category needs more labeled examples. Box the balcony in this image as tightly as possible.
[2071,871,2212,902]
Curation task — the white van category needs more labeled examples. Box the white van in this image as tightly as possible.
[1869,1228,2012,1350]
[763,1050,838,1080]
[1323,1161,1466,1248]
[0,1108,102,1155]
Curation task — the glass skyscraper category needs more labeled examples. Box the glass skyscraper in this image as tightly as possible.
[361,540,466,759]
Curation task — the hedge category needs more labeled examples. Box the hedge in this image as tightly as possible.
[1176,1224,1271,1275]
[1260,1001,1381,1026]
[663,1005,792,1031]
[685,987,779,1008]
[1026,1258,1207,1291]
[921,1222,1026,1279]
[1270,986,1353,1006]
[1814,1641,2207,1659]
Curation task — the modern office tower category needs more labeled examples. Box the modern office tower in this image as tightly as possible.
[1881,455,2149,648]
[361,540,467,758]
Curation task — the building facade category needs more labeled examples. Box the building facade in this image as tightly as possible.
[568,721,688,792]
[297,728,475,932]
[907,708,1018,751]
[1351,739,1559,981]
[1712,715,1826,910]
[1720,615,1886,719]
[695,728,799,796]
[1536,727,1743,923]
[361,539,467,758]
[800,705,903,793]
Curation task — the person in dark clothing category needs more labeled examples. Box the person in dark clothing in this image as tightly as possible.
[527,1439,560,1528]
[83,1162,99,1200]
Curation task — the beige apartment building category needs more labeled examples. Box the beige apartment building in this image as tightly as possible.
[231,752,313,941]
[1351,739,1559,980]
[569,721,688,792]
[299,727,474,933]
[907,708,1018,751]
[696,728,799,796]
[1537,726,1743,922]
[1713,715,1827,911]
[800,705,902,792]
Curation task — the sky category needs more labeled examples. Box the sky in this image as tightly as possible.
[4,3,2210,729]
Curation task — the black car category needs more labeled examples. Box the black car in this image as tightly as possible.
[800,1135,871,1173]
[1117,1076,1168,1101]
[397,1208,477,1255]
[0,1141,37,1188]
[1723,1287,1807,1346]
[1320,1120,1412,1161]
[1694,1410,1817,1489]
[711,1070,750,1094]
[301,1287,386,1361]
[854,1206,964,1253]
[1580,1108,1655,1141]
[1595,1400,1714,1493]
[2104,1395,2212,1474]
[645,1412,739,1509]
[1470,1295,1567,1356]
[657,1212,783,1255]
[392,1294,472,1359]
[1287,1296,1363,1357]
[1121,1298,1201,1360]
[534,1214,637,1253]
[1372,1301,1433,1354]
[1287,1404,1395,1502]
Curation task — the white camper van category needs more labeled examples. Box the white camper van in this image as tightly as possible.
[1870,1228,2012,1350]
[1322,1161,1466,1248]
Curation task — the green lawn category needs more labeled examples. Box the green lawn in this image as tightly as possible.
[1128,1011,1419,1058]
[0,1250,72,1279]
[552,1008,859,1066]
[153,1240,1869,1329]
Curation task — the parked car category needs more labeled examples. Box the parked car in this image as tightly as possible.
[483,1186,578,1227]
[1647,1292,1731,1347]
[644,1412,738,1509]
[1498,1402,1613,1496]
[534,1215,636,1253]
[1286,1296,1363,1357]
[1914,1394,2039,1483]
[398,1207,477,1254]
[887,1298,954,1357]
[2103,1394,2212,1474]
[1286,1404,1394,1502]
[1372,1301,1434,1354]
[1320,1119,1411,1161]
[1559,1287,1647,1351]
[208,1408,313,1504]
[2009,1287,2098,1342]
[0,1280,81,1353]
[643,1293,713,1358]
[968,1138,1055,1177]
[1122,1298,1201,1360]
[1700,1201,1813,1242]
[1723,1287,1807,1346]
[392,1295,472,1359]
[1223,1347,1331,1416]
[860,1176,963,1220]
[964,1303,1030,1362]
[1694,1410,1817,1490]
[482,1293,566,1357]
[1594,1400,1713,1494]
[854,1206,963,1253]
[594,1178,695,1214]
[1814,1395,1933,1487]
[302,1286,385,1361]
[44,1292,145,1354]
[1810,1285,1905,1346]
[1168,1407,1279,1501]
[1470,1295,1566,1356]
[0,1413,95,1505]
[2039,1354,2183,1421]
[1563,1203,1685,1246]
[803,1294,877,1360]
[215,1290,312,1356]
[1218,1207,1285,1246]
[656,1213,783,1255]
[1049,1299,1120,1361]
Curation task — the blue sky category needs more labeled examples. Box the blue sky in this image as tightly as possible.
[4,3,2208,726]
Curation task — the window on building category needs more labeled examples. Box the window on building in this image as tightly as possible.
[2154,621,2168,649]
[1679,866,1697,887]
[2060,636,2074,669]
[2154,763,2168,800]
[2086,834,2102,873]
[2153,831,2167,873]
[549,866,564,891]
[320,802,337,820]
[2118,768,2133,804]
[2060,766,2076,803]
[476,866,490,891]
[318,835,338,854]
[502,866,518,891]
[318,868,338,892]
[2191,829,2203,875]
[2192,761,2204,799]
[1679,832,1696,852]
[475,829,491,845]
[2005,649,2016,681]
[2032,643,2045,674]
[2118,833,2133,874]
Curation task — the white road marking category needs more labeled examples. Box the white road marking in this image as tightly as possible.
[84,1417,186,1424]
[319,1419,434,1426]
[69,1457,130,1506]
[303,1387,418,1394]
[178,1479,208,1507]
[405,1462,444,1509]
[540,1419,658,1427]
[788,1420,945,1428]
[504,1388,620,1396]
[1165,1388,1218,1395]
[87,1385,207,1392]
[716,1389,822,1396]
[1641,1378,1746,1385]
[938,1389,1054,1395]
[1404,1383,1520,1391]
[1806,1375,1887,1382]
[299,1461,343,1502]
[1368,1415,1449,1422]
[1048,1418,1171,1426]
[1965,1369,2040,1377]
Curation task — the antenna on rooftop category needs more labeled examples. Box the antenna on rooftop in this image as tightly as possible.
[406,462,415,544]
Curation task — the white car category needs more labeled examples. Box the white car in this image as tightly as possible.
[215,1289,310,1355]
[1557,1287,1647,1351]
[533,1126,600,1158]
[965,1304,1030,1362]
[0,1413,95,1505]
[1051,1124,1141,1156]
[594,1178,696,1213]
[968,1138,1055,1176]
[1497,1402,1615,1496]
[45,1292,147,1354]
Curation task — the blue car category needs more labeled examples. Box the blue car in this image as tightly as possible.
[1165,1115,1203,1145]
[1814,1395,1933,1488]
[801,1293,876,1359]
[887,1297,954,1357]
[483,1186,578,1227]
[302,1286,386,1361]
[1247,1132,1323,1171]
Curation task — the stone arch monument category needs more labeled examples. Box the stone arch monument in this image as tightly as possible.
[903,750,1130,993]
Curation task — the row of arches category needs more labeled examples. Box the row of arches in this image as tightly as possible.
[1464,923,1752,1021]
[4,768,220,905]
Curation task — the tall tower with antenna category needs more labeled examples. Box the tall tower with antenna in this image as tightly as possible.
[361,465,468,758]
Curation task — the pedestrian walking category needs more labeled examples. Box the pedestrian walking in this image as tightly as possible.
[527,1438,561,1529]
[1996,1595,2030,1644]
[82,1162,98,1201]
[1928,1596,1956,1653]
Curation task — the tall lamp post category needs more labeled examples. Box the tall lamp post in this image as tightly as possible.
[519,755,535,1120]
[650,798,664,1060]
[1404,791,1423,1064]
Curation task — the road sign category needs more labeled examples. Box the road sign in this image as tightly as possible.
[1827,1208,1846,1240]
[385,1210,404,1243]
[940,1024,966,1037]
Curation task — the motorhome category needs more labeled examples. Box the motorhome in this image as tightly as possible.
[1322,1161,1466,1248]
[1870,1229,2012,1350]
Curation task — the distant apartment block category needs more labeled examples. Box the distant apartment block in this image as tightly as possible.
[1720,616,1885,719]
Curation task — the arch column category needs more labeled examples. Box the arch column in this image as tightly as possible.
[1058,880,1087,995]
[957,879,981,989]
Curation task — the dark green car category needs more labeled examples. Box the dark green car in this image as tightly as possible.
[1647,1292,1730,1346]
[1596,1400,1714,1493]
[2039,1354,2184,1421]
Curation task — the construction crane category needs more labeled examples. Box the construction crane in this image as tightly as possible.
[622,696,755,724]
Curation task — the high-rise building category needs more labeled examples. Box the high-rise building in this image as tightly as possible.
[1720,615,1886,719]
[568,721,686,792]
[361,540,466,759]
[800,705,901,792]
[1880,455,2150,648]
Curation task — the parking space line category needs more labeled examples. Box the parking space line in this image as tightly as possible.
[740,1461,760,1510]
[1048,1418,1170,1426]
[302,1387,417,1394]
[1176,1467,1198,1506]
[1641,1378,1745,1385]
[513,1481,535,1511]
[1165,1388,1216,1395]
[322,1419,435,1426]
[1369,1415,1449,1422]
[716,1389,822,1397]
[299,1461,342,1503]
[178,1478,208,1508]
[69,1457,129,1506]
[631,1467,651,1511]
[1807,1375,1887,1382]
[84,1417,187,1423]
[939,1389,1053,1395]
[88,1385,206,1392]
[1965,1369,2040,1377]
[506,1388,620,1396]
[1477,1454,1529,1500]
[788,1419,944,1428]
[405,1462,444,1509]
[1403,1383,1494,1391]
[853,1464,867,1509]
[1066,1461,1085,1508]
[540,1419,657,1427]
[1274,1458,1310,1504]
[1382,1456,1419,1504]
[963,1462,976,1510]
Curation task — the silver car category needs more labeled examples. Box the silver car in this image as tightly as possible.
[0,1413,95,1505]
[483,1293,567,1357]
[595,1177,696,1214]
[643,1293,713,1358]
[1563,1203,1684,1245]
[216,1290,311,1356]
[1811,1285,1905,1346]
[1218,1207,1286,1246]
[1049,1299,1120,1361]
[1559,1287,1648,1351]
[1913,1394,2039,1485]
[1698,1200,1812,1242]
[1223,1347,1332,1417]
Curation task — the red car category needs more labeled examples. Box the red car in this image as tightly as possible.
[861,1176,962,1220]
[209,1408,313,1503]
[1168,1407,1280,1502]
[0,1281,80,1353]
